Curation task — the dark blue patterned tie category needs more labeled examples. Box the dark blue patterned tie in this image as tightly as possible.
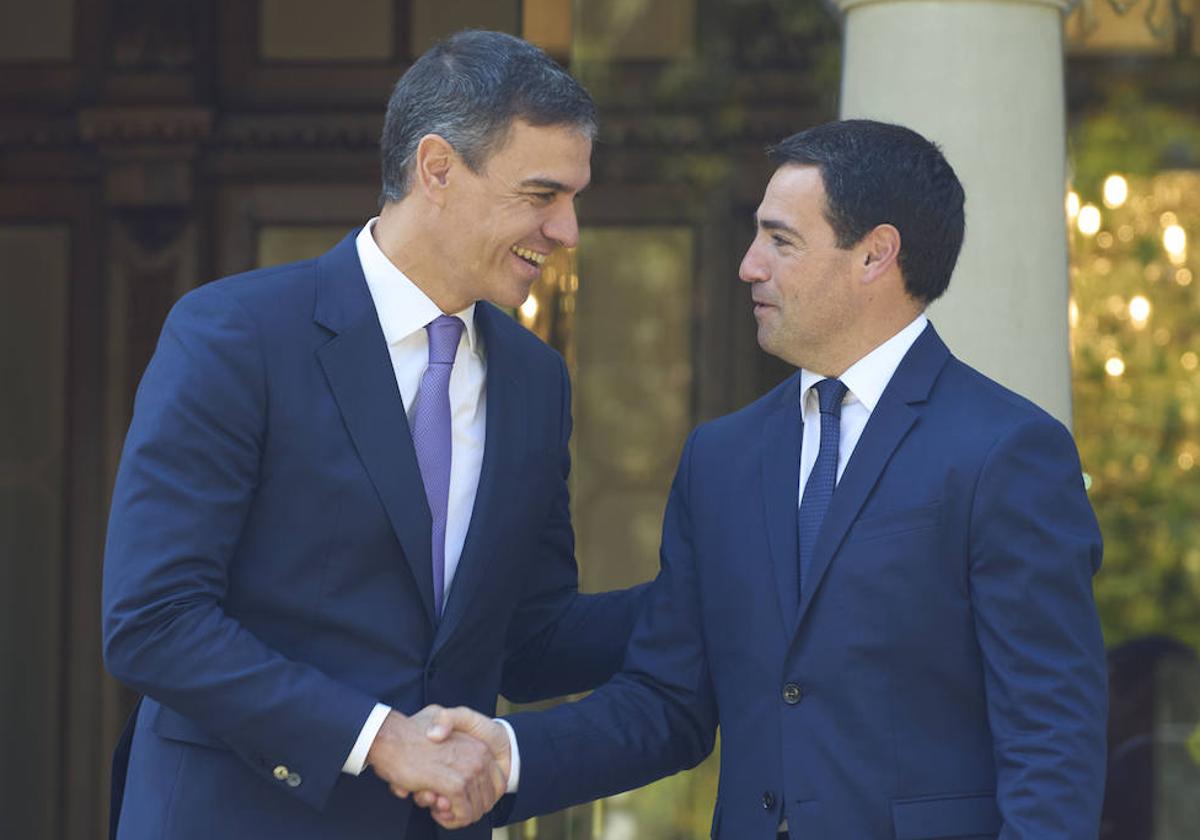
[798,378,848,595]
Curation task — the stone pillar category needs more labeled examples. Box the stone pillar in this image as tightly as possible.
[833,0,1075,427]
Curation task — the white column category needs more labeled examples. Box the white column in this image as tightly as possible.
[833,0,1075,427]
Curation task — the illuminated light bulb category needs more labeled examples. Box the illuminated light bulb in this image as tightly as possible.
[1161,211,1178,227]
[1069,298,1079,329]
[1065,191,1081,220]
[1183,352,1199,372]
[1105,357,1126,377]
[519,295,539,322]
[1178,268,1194,287]
[1128,295,1151,326]
[1180,452,1196,471]
[1077,205,1101,236]
[1103,175,1128,208]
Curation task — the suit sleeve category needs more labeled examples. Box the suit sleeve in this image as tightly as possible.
[499,430,718,823]
[968,416,1108,839]
[101,287,378,811]
[500,354,650,703]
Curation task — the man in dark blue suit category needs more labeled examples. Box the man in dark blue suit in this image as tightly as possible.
[102,31,646,839]
[428,120,1108,837]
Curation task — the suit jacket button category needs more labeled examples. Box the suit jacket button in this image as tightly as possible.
[762,790,776,810]
[272,765,289,781]
[286,772,302,787]
[782,682,804,705]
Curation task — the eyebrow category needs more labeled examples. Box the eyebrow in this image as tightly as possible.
[753,213,804,242]
[520,177,586,195]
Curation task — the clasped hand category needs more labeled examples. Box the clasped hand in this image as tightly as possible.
[366,705,510,829]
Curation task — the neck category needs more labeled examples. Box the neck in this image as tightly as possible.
[373,201,473,314]
[805,305,923,378]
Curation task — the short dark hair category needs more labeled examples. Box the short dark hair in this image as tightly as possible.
[379,30,598,204]
[768,119,965,304]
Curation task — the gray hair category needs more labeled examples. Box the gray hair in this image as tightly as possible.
[379,30,598,205]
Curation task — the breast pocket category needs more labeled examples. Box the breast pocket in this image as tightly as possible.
[891,792,999,839]
[846,501,941,544]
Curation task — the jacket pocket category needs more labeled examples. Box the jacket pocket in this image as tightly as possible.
[891,791,999,839]
[847,501,941,544]
[152,705,230,751]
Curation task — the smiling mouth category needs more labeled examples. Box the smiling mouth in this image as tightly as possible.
[511,246,547,268]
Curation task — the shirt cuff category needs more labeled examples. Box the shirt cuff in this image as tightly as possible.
[494,717,520,793]
[342,703,392,776]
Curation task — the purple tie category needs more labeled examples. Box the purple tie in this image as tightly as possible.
[410,314,465,617]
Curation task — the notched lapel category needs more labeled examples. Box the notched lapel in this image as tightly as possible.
[762,375,803,634]
[793,324,949,629]
[313,234,437,628]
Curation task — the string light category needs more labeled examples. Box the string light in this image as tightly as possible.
[1078,204,1102,236]
[1164,225,1187,263]
[1105,357,1126,377]
[1103,174,1129,208]
[1066,191,1081,220]
[1128,295,1151,327]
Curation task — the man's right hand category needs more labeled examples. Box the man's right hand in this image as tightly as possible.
[413,706,513,828]
[366,707,505,826]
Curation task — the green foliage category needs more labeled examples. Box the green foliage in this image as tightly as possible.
[1069,149,1200,651]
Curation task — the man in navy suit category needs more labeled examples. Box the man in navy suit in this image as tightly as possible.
[102,30,646,839]
[427,120,1108,837]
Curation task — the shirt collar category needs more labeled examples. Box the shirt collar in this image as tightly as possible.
[800,313,928,415]
[355,218,479,353]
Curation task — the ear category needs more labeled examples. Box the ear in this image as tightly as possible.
[859,223,901,284]
[414,134,457,206]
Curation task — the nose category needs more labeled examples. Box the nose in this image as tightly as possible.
[544,199,580,250]
[739,240,766,284]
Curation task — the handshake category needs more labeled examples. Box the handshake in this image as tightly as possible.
[365,705,510,829]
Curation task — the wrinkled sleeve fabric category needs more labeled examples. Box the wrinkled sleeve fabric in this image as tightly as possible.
[102,286,378,811]
[499,430,718,823]
[968,416,1107,839]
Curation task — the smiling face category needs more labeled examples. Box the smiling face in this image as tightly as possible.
[438,119,591,309]
[739,164,862,372]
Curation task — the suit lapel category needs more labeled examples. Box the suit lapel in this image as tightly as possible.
[793,324,950,631]
[313,232,437,628]
[433,304,526,652]
[762,374,804,634]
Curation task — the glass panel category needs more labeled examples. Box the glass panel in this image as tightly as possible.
[260,0,394,61]
[573,227,717,837]
[0,224,69,838]
[256,225,351,268]
[573,227,694,591]
[0,0,73,62]
[410,0,520,55]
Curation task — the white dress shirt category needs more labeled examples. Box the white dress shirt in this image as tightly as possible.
[797,313,928,500]
[341,219,498,776]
